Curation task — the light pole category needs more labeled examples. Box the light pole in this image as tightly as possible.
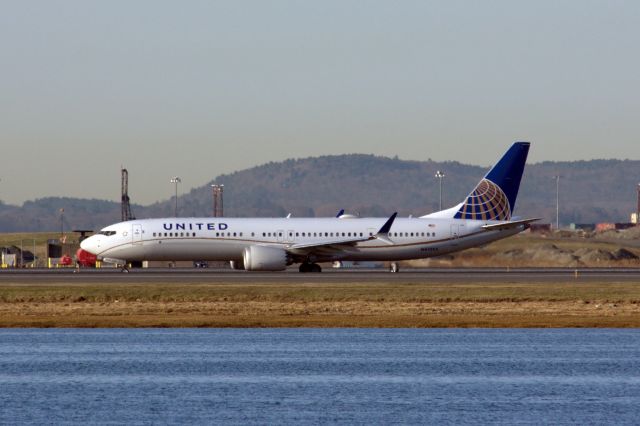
[435,171,445,210]
[211,184,216,217]
[59,208,64,237]
[170,177,181,217]
[211,184,224,217]
[636,183,640,225]
[553,175,560,230]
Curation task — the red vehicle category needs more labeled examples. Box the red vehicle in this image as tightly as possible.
[75,249,97,267]
[59,255,74,266]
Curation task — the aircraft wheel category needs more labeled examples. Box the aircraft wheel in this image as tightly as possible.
[299,263,311,273]
[310,263,322,273]
[390,262,399,273]
[121,267,130,273]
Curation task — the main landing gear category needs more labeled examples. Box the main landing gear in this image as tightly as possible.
[299,263,322,273]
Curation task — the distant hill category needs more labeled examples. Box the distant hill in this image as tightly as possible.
[0,155,638,232]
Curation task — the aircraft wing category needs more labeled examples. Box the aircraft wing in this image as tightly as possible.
[288,236,369,251]
[286,212,398,256]
[481,218,541,231]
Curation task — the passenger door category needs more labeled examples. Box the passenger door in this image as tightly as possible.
[132,224,143,245]
[450,224,465,240]
[450,224,460,239]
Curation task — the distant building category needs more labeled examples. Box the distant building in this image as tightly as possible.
[569,223,596,232]
[596,223,636,232]
[615,223,636,230]
[1,246,35,267]
[632,213,638,224]
[596,223,615,232]
[529,223,551,233]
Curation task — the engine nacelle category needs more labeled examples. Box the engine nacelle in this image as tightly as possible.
[229,259,245,270]
[243,245,288,271]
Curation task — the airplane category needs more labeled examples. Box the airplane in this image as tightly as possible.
[80,142,537,272]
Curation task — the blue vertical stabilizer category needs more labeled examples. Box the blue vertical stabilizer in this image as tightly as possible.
[453,142,530,221]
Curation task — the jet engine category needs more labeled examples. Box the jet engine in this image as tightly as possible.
[243,245,288,271]
[229,259,244,270]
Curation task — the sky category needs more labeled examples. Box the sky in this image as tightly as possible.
[1,0,639,205]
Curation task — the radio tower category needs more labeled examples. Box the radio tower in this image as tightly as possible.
[121,168,135,221]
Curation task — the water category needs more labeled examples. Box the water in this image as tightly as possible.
[1,329,640,425]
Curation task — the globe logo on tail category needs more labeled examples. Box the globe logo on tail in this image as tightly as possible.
[454,179,511,221]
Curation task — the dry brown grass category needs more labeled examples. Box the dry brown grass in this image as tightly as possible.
[2,281,640,328]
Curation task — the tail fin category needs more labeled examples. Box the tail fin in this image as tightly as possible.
[423,142,530,220]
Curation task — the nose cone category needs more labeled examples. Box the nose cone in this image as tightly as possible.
[80,235,100,255]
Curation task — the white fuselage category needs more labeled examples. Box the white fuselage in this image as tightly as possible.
[81,216,524,264]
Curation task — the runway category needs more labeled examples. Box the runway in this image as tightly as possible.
[1,267,640,285]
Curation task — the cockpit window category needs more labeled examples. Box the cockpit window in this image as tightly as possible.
[98,231,117,236]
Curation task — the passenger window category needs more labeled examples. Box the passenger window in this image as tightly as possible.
[411,232,414,237]
[192,233,196,237]
[342,232,345,237]
[153,233,156,237]
[279,232,283,237]
[263,232,266,237]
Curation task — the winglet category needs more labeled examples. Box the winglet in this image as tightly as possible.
[374,212,397,245]
[378,212,397,234]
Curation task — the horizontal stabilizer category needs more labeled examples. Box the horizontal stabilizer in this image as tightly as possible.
[481,218,541,231]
